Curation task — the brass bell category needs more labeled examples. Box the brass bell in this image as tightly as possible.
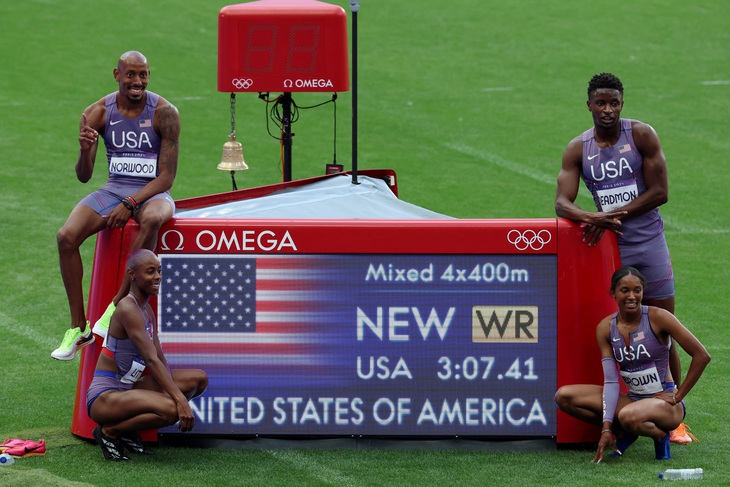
[217,133,249,172]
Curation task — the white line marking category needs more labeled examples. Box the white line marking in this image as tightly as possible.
[444,141,556,186]
[0,310,58,349]
[700,80,730,85]
[481,87,514,92]
[267,450,358,487]
[661,216,729,235]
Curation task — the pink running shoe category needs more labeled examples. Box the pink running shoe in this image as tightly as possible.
[6,439,46,457]
[0,438,29,452]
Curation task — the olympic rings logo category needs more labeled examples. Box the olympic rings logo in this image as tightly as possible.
[507,229,552,251]
[232,78,254,90]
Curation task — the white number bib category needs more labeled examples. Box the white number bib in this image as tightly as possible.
[596,180,638,212]
[109,155,158,178]
[120,360,147,385]
[620,365,663,395]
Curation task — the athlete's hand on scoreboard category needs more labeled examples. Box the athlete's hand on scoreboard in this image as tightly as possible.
[583,209,628,246]
[582,224,606,246]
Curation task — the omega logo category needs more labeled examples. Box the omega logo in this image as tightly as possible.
[160,230,184,251]
[283,78,334,89]
[159,229,298,253]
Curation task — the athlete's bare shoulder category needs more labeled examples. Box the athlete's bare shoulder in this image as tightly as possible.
[155,95,178,114]
[154,96,179,124]
[630,119,660,138]
[630,119,662,154]
[81,97,107,131]
[562,134,584,165]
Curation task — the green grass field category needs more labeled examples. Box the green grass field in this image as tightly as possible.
[1,0,729,485]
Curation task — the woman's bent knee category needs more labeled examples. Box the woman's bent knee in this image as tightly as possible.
[555,386,572,411]
[193,370,209,396]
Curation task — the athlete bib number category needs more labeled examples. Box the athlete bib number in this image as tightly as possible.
[120,360,147,385]
[595,179,638,212]
[620,365,663,395]
[109,155,159,178]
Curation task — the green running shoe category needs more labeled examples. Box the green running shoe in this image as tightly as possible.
[51,324,93,360]
[92,302,115,339]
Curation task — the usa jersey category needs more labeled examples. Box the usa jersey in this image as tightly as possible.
[580,119,664,246]
[609,305,671,399]
[103,91,162,185]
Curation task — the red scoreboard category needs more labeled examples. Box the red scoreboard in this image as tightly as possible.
[218,0,350,93]
[71,172,620,445]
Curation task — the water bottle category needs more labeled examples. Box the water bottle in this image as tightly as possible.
[0,453,15,466]
[658,468,703,480]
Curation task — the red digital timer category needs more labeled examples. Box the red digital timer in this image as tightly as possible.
[218,0,350,93]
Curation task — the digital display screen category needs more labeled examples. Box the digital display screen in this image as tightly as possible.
[157,253,557,437]
[241,24,321,74]
[217,2,350,92]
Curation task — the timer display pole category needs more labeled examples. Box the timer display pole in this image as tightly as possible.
[281,92,293,182]
[350,0,360,185]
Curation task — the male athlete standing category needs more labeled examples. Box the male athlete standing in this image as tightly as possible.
[53,51,179,360]
[554,72,693,444]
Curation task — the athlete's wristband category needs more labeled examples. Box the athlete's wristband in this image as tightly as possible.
[121,196,138,216]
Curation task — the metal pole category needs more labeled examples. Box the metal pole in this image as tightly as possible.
[349,0,360,185]
[282,92,293,182]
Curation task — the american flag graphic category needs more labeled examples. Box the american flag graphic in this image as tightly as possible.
[139,118,152,128]
[157,254,348,371]
[619,144,631,154]
[161,256,256,332]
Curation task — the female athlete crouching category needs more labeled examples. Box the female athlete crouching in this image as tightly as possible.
[86,249,208,460]
[555,266,710,463]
